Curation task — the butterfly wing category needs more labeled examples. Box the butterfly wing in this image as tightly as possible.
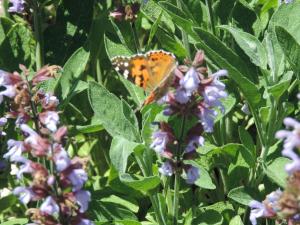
[145,50,176,92]
[111,55,150,90]
[111,50,177,105]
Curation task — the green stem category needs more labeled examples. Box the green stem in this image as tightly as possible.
[172,115,186,224]
[135,153,166,225]
[32,1,44,70]
[205,0,216,35]
[172,172,180,225]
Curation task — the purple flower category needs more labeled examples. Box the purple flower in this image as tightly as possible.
[158,161,174,176]
[241,103,250,115]
[53,146,71,172]
[174,87,190,104]
[0,117,7,126]
[276,118,300,174]
[198,106,217,133]
[179,67,200,96]
[75,190,91,213]
[0,85,16,104]
[151,131,169,154]
[44,93,59,106]
[202,70,227,111]
[68,168,88,191]
[17,160,34,179]
[276,118,300,153]
[279,0,293,4]
[77,219,94,225]
[0,118,7,136]
[8,0,25,13]
[249,200,269,225]
[3,139,24,162]
[186,166,200,184]
[39,111,59,132]
[20,124,39,145]
[13,186,34,205]
[185,136,204,153]
[40,196,60,215]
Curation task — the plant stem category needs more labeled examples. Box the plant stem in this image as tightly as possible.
[32,1,44,70]
[172,172,180,225]
[135,153,166,225]
[172,115,186,225]
[205,0,216,35]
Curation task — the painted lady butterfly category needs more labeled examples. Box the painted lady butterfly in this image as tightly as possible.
[111,50,177,106]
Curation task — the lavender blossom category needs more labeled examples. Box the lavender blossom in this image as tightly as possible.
[3,140,24,162]
[8,0,24,13]
[68,168,88,191]
[0,117,7,136]
[179,67,200,96]
[151,131,169,154]
[158,161,174,176]
[39,111,60,132]
[278,0,293,4]
[53,146,71,172]
[276,118,300,174]
[75,190,91,213]
[13,186,35,205]
[198,106,218,133]
[40,196,60,215]
[185,136,204,153]
[185,166,200,184]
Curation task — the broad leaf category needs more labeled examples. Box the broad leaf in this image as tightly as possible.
[88,81,140,141]
[220,25,267,69]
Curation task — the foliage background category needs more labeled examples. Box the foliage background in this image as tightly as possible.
[0,0,300,224]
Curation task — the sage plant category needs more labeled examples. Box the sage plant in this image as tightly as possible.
[0,66,93,225]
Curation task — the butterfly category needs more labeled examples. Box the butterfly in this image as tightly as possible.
[111,50,177,106]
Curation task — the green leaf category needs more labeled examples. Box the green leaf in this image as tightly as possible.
[101,195,139,213]
[0,218,28,225]
[75,123,104,133]
[275,26,300,73]
[0,23,35,71]
[115,220,141,225]
[193,209,223,225]
[141,0,175,34]
[146,11,163,50]
[155,28,187,59]
[267,71,293,101]
[263,31,285,79]
[104,34,133,58]
[0,195,17,213]
[56,47,90,103]
[229,216,244,225]
[0,17,14,45]
[119,173,160,192]
[110,20,137,53]
[238,126,256,158]
[120,76,145,107]
[110,136,141,173]
[266,157,290,187]
[215,94,236,122]
[159,2,194,30]
[219,25,267,69]
[88,81,140,141]
[193,28,261,109]
[228,186,254,206]
[269,2,300,42]
[184,160,216,189]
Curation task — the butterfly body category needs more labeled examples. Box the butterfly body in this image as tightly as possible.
[111,50,177,105]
